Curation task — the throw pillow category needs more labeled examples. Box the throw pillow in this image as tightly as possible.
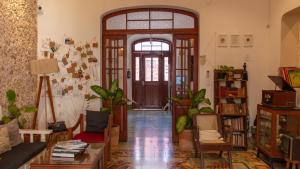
[6,119,22,147]
[0,126,11,154]
[86,110,109,133]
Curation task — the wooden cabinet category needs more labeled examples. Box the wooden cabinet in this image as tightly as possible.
[214,69,248,149]
[256,105,300,165]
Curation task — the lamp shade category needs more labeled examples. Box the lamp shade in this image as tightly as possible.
[30,59,59,75]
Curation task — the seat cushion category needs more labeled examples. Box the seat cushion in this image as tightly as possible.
[0,142,46,169]
[86,110,109,133]
[6,119,22,147]
[0,126,11,154]
[74,132,105,143]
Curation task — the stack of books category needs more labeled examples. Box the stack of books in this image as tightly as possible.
[51,140,88,158]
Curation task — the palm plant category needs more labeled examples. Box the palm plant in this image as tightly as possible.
[2,90,37,128]
[89,80,128,114]
[172,88,214,133]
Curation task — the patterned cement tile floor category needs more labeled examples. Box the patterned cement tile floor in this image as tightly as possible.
[106,110,284,169]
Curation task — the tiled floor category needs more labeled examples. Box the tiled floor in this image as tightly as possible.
[106,110,272,169]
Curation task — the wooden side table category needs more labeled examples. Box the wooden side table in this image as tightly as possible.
[31,143,105,169]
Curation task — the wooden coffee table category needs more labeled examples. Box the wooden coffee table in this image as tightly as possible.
[30,143,104,169]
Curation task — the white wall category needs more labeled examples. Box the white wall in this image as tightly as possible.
[38,0,272,127]
[269,0,300,68]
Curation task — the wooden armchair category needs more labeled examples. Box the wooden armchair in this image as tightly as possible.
[193,113,233,169]
[68,113,112,161]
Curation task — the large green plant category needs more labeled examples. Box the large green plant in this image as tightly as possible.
[2,90,37,128]
[89,80,128,114]
[172,89,214,133]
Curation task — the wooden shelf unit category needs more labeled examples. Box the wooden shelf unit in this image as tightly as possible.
[256,105,300,167]
[214,69,249,150]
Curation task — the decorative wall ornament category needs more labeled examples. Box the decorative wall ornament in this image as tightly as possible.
[40,38,100,100]
[217,34,228,47]
[230,35,241,47]
[0,0,37,127]
[243,34,254,47]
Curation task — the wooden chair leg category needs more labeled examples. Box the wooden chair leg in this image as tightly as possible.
[200,152,204,169]
[228,151,233,169]
[285,159,290,169]
[292,162,296,169]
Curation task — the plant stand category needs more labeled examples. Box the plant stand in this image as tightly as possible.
[111,125,120,146]
[179,129,193,151]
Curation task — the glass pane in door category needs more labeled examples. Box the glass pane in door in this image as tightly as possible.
[174,37,196,98]
[145,58,152,81]
[152,58,159,81]
[164,57,169,81]
[135,57,140,81]
[104,37,125,89]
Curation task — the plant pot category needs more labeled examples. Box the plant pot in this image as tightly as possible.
[111,125,120,146]
[179,129,194,151]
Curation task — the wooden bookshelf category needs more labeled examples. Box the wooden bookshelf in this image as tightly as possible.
[214,69,249,150]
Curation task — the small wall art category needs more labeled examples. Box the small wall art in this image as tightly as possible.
[230,35,241,47]
[243,34,254,47]
[217,34,228,47]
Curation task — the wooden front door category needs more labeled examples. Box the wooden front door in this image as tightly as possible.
[133,52,169,109]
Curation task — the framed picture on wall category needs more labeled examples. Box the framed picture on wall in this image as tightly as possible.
[230,35,241,47]
[288,69,300,88]
[217,34,228,47]
[243,34,254,47]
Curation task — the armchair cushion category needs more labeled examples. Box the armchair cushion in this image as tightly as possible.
[199,130,223,143]
[5,119,22,147]
[86,110,109,133]
[0,126,11,154]
[0,142,46,169]
[73,132,105,143]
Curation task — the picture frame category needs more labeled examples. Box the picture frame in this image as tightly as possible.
[217,34,228,47]
[230,35,241,47]
[288,69,300,88]
[243,34,254,47]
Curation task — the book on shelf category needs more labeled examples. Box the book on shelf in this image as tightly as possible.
[219,103,247,115]
[218,87,246,98]
[224,118,244,130]
[231,133,245,147]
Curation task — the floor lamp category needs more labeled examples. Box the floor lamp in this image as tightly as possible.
[30,59,59,129]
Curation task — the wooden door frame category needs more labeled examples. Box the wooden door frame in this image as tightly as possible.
[101,35,128,142]
[131,38,172,109]
[102,8,199,142]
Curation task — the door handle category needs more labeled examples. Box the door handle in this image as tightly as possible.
[142,81,145,86]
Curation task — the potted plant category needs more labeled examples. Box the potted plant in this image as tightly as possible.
[89,80,129,146]
[2,90,37,128]
[172,88,214,151]
[216,65,234,80]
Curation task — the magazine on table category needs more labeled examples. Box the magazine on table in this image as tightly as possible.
[51,140,88,158]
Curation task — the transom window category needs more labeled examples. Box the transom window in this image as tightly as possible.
[104,9,197,31]
[134,41,170,51]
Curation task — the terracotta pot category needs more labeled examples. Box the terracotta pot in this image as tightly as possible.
[111,125,120,146]
[178,129,194,151]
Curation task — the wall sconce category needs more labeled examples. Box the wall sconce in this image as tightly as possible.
[127,69,131,79]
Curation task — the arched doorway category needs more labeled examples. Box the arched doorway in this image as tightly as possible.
[132,38,171,109]
[102,7,199,142]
